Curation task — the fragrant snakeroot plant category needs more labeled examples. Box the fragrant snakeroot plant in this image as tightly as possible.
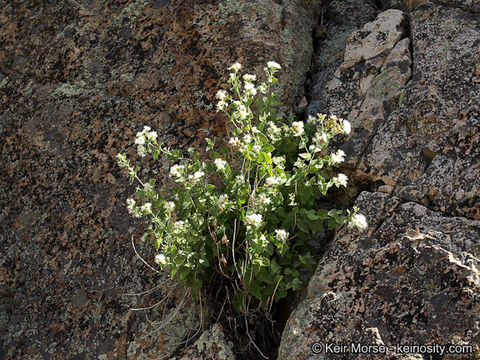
[117,61,366,316]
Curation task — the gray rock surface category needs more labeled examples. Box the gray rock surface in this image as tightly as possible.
[279,192,480,359]
[279,1,480,359]
[0,0,320,358]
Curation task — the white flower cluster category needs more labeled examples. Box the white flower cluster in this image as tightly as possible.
[274,229,289,242]
[288,193,297,206]
[126,198,135,213]
[155,253,167,265]
[216,89,228,111]
[266,121,281,140]
[172,220,189,234]
[267,61,281,70]
[257,193,271,207]
[336,173,348,187]
[348,214,368,230]
[229,137,241,149]
[291,121,304,136]
[245,213,263,229]
[233,103,249,121]
[217,194,228,210]
[143,182,153,192]
[126,198,142,218]
[252,144,261,155]
[216,90,227,101]
[134,126,157,156]
[313,131,328,145]
[214,158,227,171]
[243,74,256,82]
[188,171,205,184]
[141,202,152,214]
[331,149,346,164]
[229,62,242,71]
[244,82,257,97]
[164,201,175,212]
[265,176,282,187]
[235,174,245,185]
[170,164,185,178]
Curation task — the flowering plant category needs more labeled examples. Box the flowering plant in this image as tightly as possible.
[117,61,366,314]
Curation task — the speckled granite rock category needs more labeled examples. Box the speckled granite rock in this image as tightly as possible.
[279,1,480,358]
[172,323,235,360]
[0,0,320,143]
[0,0,321,358]
[279,191,480,359]
[308,2,480,219]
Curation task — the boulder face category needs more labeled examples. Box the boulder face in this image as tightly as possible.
[1,0,479,358]
[279,192,480,359]
[279,0,480,359]
[0,0,320,359]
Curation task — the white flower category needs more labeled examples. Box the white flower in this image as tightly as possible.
[155,254,167,265]
[267,121,280,139]
[195,171,205,179]
[257,193,271,206]
[116,153,127,164]
[214,158,227,171]
[236,105,249,120]
[252,144,261,154]
[244,82,257,96]
[173,220,185,230]
[134,136,145,145]
[265,176,281,187]
[257,83,268,94]
[217,194,228,209]
[342,119,351,135]
[144,182,153,192]
[132,208,142,218]
[235,174,245,184]
[229,62,242,71]
[243,134,252,144]
[126,198,135,213]
[336,173,348,187]
[307,115,317,124]
[274,229,289,242]
[267,61,281,70]
[288,193,297,206]
[137,144,146,157]
[291,121,304,136]
[146,131,157,140]
[216,90,227,100]
[217,100,227,111]
[143,126,151,132]
[229,137,241,148]
[165,201,175,212]
[141,202,152,213]
[331,149,346,164]
[243,74,256,82]
[251,126,260,134]
[349,214,368,231]
[328,115,338,123]
[170,164,185,178]
[245,213,263,228]
[188,171,205,183]
[314,132,328,145]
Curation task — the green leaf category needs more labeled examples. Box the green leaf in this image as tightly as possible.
[252,256,270,267]
[165,150,183,162]
[263,144,275,153]
[263,152,272,164]
[206,138,215,152]
[234,291,246,312]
